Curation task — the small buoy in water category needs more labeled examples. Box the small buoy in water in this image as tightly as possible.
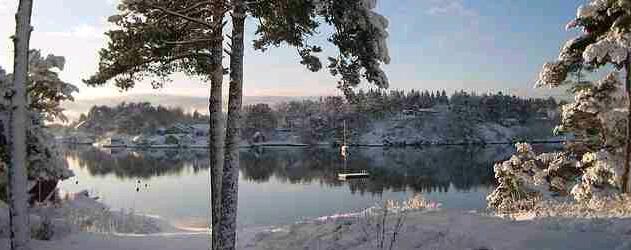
[341,145,348,158]
[136,187,140,192]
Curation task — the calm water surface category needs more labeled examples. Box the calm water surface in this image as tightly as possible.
[59,145,542,228]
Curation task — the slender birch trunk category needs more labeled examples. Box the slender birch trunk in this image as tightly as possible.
[8,0,33,249]
[623,56,631,193]
[218,0,245,249]
[209,1,226,249]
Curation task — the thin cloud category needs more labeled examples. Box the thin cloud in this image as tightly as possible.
[427,0,477,17]
[424,0,497,53]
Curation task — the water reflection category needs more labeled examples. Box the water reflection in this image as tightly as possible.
[62,145,564,227]
[65,147,210,178]
[65,145,521,195]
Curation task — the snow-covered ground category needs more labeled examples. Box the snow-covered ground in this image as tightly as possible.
[251,209,631,250]
[3,209,631,250]
[3,193,631,250]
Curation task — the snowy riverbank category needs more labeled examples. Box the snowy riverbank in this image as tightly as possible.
[3,193,631,250]
[4,209,631,250]
[250,209,631,250]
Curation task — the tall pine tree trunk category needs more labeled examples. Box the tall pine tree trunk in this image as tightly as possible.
[8,0,33,249]
[209,1,225,249]
[623,57,631,193]
[218,0,245,249]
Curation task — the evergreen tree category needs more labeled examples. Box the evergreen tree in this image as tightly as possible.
[83,2,228,245]
[488,1,631,211]
[87,1,391,248]
[537,0,631,193]
[440,90,449,104]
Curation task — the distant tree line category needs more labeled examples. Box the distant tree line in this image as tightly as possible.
[71,90,559,142]
[73,102,209,135]
[350,89,449,118]
[240,89,559,142]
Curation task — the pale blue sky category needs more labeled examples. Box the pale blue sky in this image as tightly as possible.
[0,0,586,100]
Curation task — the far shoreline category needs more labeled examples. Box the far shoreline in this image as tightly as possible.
[78,139,569,150]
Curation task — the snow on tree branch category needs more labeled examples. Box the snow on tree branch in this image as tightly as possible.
[487,143,578,212]
[583,33,631,65]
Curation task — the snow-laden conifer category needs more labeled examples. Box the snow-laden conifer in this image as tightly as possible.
[489,0,631,210]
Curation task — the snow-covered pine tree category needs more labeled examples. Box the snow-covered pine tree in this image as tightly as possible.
[538,0,631,195]
[23,50,78,122]
[221,0,392,248]
[488,0,631,210]
[83,1,228,247]
[88,1,391,249]
[7,0,34,249]
[1,50,76,210]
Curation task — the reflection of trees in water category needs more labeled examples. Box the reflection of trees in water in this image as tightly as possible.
[240,146,517,194]
[65,145,548,193]
[360,146,506,194]
[65,147,209,179]
[240,148,341,184]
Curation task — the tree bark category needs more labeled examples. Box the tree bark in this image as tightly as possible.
[209,1,226,249]
[623,56,631,193]
[8,0,33,249]
[218,0,245,249]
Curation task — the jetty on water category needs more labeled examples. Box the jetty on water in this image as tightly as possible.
[337,121,370,181]
[337,170,370,180]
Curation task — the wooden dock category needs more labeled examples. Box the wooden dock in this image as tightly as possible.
[337,171,370,180]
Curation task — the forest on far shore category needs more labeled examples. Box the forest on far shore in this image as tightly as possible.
[62,89,560,141]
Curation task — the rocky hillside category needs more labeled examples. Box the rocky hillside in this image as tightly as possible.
[357,111,556,145]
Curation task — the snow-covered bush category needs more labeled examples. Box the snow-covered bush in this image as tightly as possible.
[487,143,578,211]
[572,150,626,201]
[356,195,441,250]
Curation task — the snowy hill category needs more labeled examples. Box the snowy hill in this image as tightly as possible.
[357,110,555,145]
